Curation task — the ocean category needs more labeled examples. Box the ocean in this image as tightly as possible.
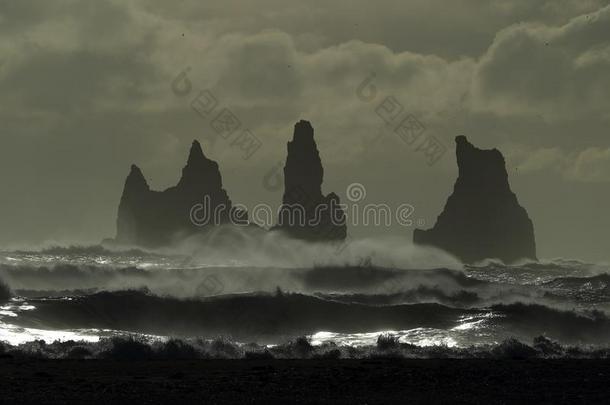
[0,240,608,358]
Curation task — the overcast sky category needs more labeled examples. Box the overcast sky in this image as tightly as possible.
[1,0,609,261]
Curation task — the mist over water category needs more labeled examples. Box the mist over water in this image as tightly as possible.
[171,228,463,270]
[1,231,462,296]
[0,232,609,355]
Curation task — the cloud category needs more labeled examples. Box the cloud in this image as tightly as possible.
[568,147,610,182]
[2,0,608,134]
[509,145,610,182]
[472,5,610,120]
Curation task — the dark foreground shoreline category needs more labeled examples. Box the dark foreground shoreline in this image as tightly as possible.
[0,358,608,404]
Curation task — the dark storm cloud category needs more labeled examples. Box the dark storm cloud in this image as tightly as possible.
[1,49,158,114]
[473,5,610,120]
[136,0,608,57]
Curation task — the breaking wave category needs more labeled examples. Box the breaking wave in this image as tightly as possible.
[3,290,609,346]
[1,245,609,350]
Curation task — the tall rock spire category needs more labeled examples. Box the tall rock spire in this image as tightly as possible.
[115,140,242,247]
[277,120,347,241]
[414,136,536,263]
[115,165,150,244]
[177,140,223,191]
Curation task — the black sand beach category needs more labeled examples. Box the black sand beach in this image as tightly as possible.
[0,358,608,404]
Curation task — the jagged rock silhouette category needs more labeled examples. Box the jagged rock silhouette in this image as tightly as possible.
[115,141,245,247]
[414,136,536,263]
[276,120,347,241]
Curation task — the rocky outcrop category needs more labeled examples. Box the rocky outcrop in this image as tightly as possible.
[414,136,536,263]
[115,141,245,247]
[276,120,347,241]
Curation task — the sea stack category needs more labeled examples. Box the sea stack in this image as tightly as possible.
[413,136,536,263]
[115,140,245,247]
[276,120,347,241]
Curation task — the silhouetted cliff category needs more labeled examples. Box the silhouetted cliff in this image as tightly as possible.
[414,136,536,263]
[276,120,347,241]
[115,141,244,247]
